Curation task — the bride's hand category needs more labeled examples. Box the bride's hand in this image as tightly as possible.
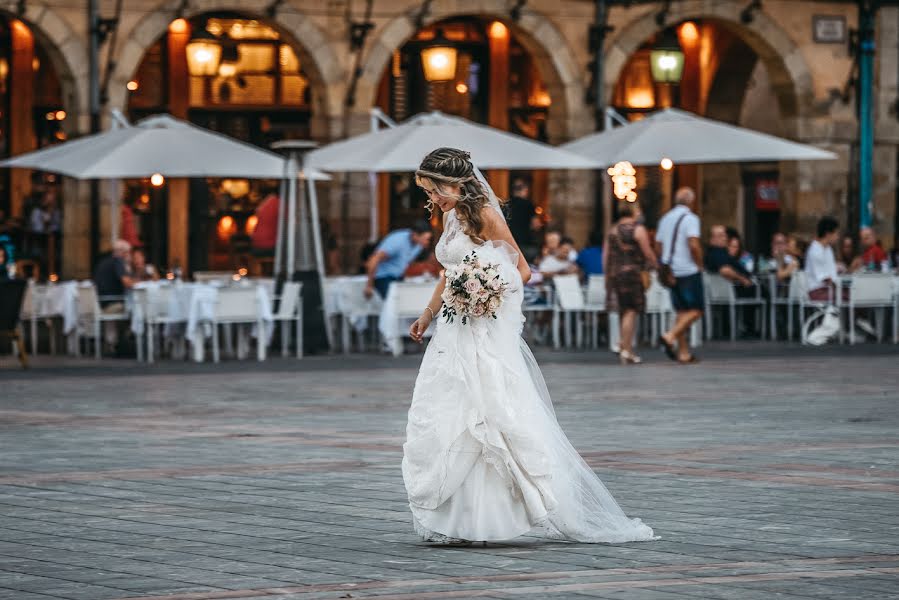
[410,312,433,343]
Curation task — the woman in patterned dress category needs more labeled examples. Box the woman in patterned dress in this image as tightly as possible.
[604,205,657,364]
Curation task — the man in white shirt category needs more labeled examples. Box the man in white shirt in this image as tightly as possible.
[805,216,840,302]
[655,187,703,363]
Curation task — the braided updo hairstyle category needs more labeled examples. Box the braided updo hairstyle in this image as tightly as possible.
[415,147,501,242]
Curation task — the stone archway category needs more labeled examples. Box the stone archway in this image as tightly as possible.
[106,1,344,130]
[4,1,86,120]
[354,0,589,142]
[605,0,815,138]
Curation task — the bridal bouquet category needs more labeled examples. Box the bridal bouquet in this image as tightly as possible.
[441,251,509,324]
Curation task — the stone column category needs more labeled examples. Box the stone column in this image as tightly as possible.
[874,6,898,244]
[9,19,35,218]
[487,21,510,201]
[167,21,190,273]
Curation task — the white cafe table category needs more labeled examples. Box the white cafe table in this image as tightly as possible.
[133,280,273,362]
[325,275,383,352]
[22,281,80,354]
[32,281,79,336]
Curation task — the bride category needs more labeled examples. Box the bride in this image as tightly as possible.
[402,147,656,544]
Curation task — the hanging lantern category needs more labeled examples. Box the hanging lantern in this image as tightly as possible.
[420,29,457,82]
[186,26,222,77]
[650,29,685,84]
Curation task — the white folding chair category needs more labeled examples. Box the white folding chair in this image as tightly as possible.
[331,277,382,354]
[584,275,606,349]
[272,281,303,358]
[552,274,586,349]
[386,282,435,356]
[75,284,129,359]
[210,287,265,362]
[520,284,554,346]
[135,285,185,363]
[703,272,766,341]
[769,271,804,341]
[845,274,896,344]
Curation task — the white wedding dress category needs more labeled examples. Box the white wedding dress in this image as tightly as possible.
[402,209,656,543]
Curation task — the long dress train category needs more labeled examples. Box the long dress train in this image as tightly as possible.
[402,209,656,543]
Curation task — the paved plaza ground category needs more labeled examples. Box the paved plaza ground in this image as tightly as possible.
[1,343,898,599]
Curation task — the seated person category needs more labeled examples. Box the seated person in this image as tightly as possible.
[93,239,136,354]
[538,235,579,279]
[576,230,604,276]
[837,235,861,274]
[770,232,799,285]
[131,247,159,282]
[94,239,135,306]
[859,226,888,271]
[705,225,753,288]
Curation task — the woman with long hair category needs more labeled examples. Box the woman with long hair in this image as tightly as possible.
[402,148,656,545]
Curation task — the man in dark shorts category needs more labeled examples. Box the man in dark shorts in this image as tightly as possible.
[655,187,704,363]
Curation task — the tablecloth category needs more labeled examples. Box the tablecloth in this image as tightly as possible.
[29,281,79,334]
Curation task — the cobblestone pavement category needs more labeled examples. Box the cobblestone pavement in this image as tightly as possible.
[1,344,898,599]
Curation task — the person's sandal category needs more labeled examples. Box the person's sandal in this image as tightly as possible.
[659,336,677,361]
[619,350,642,365]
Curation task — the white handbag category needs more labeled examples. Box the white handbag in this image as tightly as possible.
[806,307,840,346]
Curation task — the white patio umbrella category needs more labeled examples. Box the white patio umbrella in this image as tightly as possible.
[561,108,837,166]
[307,110,599,241]
[0,113,329,280]
[306,110,598,172]
[0,114,331,180]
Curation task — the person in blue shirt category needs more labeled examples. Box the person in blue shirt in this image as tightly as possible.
[576,230,604,276]
[364,220,434,299]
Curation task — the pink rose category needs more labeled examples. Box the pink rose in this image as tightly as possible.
[471,303,486,317]
[487,296,501,311]
[463,278,482,294]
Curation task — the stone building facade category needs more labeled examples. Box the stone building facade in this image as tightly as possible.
[2,0,897,277]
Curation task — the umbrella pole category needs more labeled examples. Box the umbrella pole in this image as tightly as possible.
[297,171,311,269]
[274,175,287,280]
[286,156,298,276]
[368,172,378,242]
[108,179,121,246]
[306,178,333,349]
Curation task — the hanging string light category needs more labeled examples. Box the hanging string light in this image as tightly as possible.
[607,161,638,202]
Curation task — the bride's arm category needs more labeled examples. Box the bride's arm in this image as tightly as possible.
[481,207,531,284]
[410,273,446,343]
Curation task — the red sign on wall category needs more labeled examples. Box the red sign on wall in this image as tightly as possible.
[754,179,780,211]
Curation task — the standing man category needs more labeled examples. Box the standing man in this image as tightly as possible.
[506,177,537,259]
[656,187,703,363]
[364,220,433,299]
